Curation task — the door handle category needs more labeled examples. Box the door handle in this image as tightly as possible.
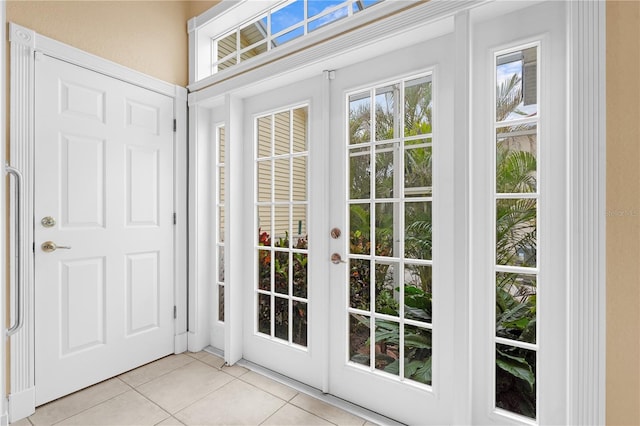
[41,241,72,252]
[6,164,24,337]
[331,253,347,264]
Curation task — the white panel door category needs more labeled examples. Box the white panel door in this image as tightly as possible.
[34,55,175,405]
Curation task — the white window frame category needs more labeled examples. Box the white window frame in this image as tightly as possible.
[186,1,606,424]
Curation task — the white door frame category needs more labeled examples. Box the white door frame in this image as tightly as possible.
[187,1,605,424]
[1,1,8,425]
[7,23,188,422]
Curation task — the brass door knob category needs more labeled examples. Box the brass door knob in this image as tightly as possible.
[41,241,72,252]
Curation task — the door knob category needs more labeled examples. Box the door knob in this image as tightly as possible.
[41,216,56,228]
[331,253,347,264]
[41,241,72,253]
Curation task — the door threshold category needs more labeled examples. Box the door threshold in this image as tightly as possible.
[203,346,405,426]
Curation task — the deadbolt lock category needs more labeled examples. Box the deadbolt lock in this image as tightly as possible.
[41,216,56,228]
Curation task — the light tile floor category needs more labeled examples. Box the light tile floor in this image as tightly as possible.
[10,351,380,426]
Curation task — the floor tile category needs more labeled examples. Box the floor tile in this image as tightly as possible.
[56,390,168,425]
[29,378,130,425]
[119,354,195,388]
[184,351,208,360]
[290,393,366,426]
[137,360,234,414]
[175,379,286,425]
[155,417,185,425]
[262,403,332,425]
[198,353,225,369]
[240,371,298,401]
[9,418,32,426]
[221,363,249,377]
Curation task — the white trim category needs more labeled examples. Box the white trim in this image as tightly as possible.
[9,23,188,422]
[0,1,7,423]
[567,1,606,424]
[7,388,34,424]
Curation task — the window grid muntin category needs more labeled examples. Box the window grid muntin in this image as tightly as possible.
[211,0,384,75]
[493,41,540,421]
[346,72,433,388]
[255,105,309,348]
[215,125,226,323]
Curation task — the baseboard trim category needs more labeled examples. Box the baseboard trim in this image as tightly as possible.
[174,332,188,354]
[8,387,35,423]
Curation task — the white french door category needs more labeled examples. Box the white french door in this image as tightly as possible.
[34,55,176,405]
[242,75,327,388]
[226,1,568,424]
[327,35,456,425]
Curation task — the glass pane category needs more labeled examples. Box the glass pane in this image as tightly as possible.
[350,147,371,199]
[496,199,537,267]
[404,325,432,385]
[375,84,397,141]
[274,205,289,248]
[257,160,271,202]
[218,126,226,164]
[274,26,304,45]
[274,296,289,341]
[404,264,432,323]
[258,206,271,240]
[219,167,225,204]
[217,32,237,61]
[293,253,307,298]
[240,20,266,48]
[405,201,432,260]
[257,116,272,158]
[496,344,537,419]
[404,75,432,136]
[240,41,267,61]
[375,202,395,257]
[308,6,348,31]
[496,273,537,344]
[496,46,538,122]
[308,0,344,18]
[350,259,370,310]
[292,107,308,152]
[292,301,307,346]
[349,92,371,145]
[218,246,225,282]
[293,205,307,246]
[258,293,271,335]
[217,57,236,72]
[218,206,225,243]
[496,124,537,194]
[375,262,399,316]
[350,203,370,255]
[257,249,271,291]
[292,157,307,201]
[274,110,291,156]
[274,251,289,295]
[218,284,225,322]
[272,0,304,34]
[354,0,384,12]
[375,143,395,199]
[349,313,370,366]
[375,319,399,375]
[274,158,290,201]
[405,144,432,198]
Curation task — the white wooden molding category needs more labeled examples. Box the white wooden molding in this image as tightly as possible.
[1,1,8,423]
[9,23,188,422]
[567,1,606,424]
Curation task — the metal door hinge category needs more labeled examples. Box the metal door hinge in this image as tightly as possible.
[173,306,177,319]
[173,119,177,132]
[173,213,177,225]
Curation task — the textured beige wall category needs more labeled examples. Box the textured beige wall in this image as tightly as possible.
[6,0,217,86]
[606,2,640,424]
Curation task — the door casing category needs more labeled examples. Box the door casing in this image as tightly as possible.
[7,22,188,422]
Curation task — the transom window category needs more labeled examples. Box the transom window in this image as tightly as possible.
[212,0,384,74]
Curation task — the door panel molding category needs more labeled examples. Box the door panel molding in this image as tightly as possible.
[8,23,188,422]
